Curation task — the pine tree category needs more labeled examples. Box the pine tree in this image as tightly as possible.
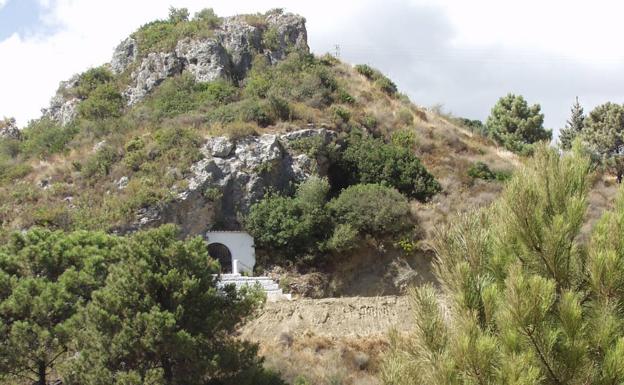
[0,229,120,385]
[581,102,624,182]
[559,97,585,150]
[382,144,624,385]
[63,225,268,385]
[486,93,552,154]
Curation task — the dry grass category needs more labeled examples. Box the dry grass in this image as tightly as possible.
[256,334,388,385]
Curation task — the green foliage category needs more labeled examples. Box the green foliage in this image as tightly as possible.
[81,145,119,180]
[19,119,78,158]
[0,228,120,385]
[132,9,221,58]
[73,67,114,99]
[382,145,624,385]
[355,64,398,95]
[580,102,624,181]
[339,132,441,201]
[245,177,332,259]
[77,83,124,120]
[457,117,487,135]
[328,184,411,237]
[391,129,417,148]
[331,105,351,123]
[0,161,31,183]
[64,225,265,385]
[148,74,238,118]
[263,27,280,50]
[168,6,189,23]
[247,178,414,260]
[467,161,496,180]
[559,97,585,150]
[244,52,338,109]
[486,93,551,154]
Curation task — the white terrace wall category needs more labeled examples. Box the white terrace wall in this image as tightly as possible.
[205,231,256,275]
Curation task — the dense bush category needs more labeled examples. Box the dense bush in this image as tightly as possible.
[77,83,124,120]
[244,53,338,108]
[247,177,415,261]
[245,177,332,259]
[338,132,441,201]
[467,161,512,181]
[73,67,115,99]
[148,74,238,118]
[19,119,78,158]
[328,184,411,236]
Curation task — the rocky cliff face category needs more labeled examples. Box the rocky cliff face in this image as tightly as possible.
[126,128,336,237]
[43,10,308,124]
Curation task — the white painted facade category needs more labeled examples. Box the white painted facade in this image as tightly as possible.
[206,231,255,275]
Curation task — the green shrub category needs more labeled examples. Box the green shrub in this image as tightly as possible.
[245,177,332,260]
[328,184,411,236]
[20,119,78,158]
[123,137,147,171]
[331,105,351,123]
[263,27,280,50]
[325,223,358,252]
[82,145,119,179]
[355,64,376,79]
[244,52,337,109]
[0,161,32,183]
[132,10,221,58]
[78,83,124,120]
[73,67,114,99]
[397,109,414,126]
[148,74,238,118]
[375,76,398,95]
[339,132,441,201]
[355,64,397,95]
[391,129,417,148]
[338,89,355,104]
[467,161,496,180]
[467,161,512,182]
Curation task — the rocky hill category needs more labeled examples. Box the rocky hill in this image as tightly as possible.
[0,9,526,384]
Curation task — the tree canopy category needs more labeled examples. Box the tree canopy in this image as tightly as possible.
[383,144,624,385]
[0,225,275,385]
[559,97,585,150]
[486,93,551,154]
[580,102,624,181]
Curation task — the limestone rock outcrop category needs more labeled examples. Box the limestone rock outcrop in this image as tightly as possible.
[41,10,309,123]
[175,38,231,83]
[41,75,81,125]
[123,52,183,106]
[0,117,20,140]
[130,128,336,236]
[110,37,138,75]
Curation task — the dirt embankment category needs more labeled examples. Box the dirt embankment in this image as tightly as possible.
[241,296,413,342]
[239,296,413,385]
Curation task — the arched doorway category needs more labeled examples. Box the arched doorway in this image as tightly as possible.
[208,243,232,273]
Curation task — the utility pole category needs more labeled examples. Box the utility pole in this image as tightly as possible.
[334,44,340,59]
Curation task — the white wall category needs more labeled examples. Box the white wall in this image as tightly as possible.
[205,231,255,275]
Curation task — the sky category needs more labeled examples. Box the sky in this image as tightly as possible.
[1,0,624,140]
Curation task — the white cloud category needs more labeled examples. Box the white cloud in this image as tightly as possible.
[1,0,624,136]
[0,0,7,9]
